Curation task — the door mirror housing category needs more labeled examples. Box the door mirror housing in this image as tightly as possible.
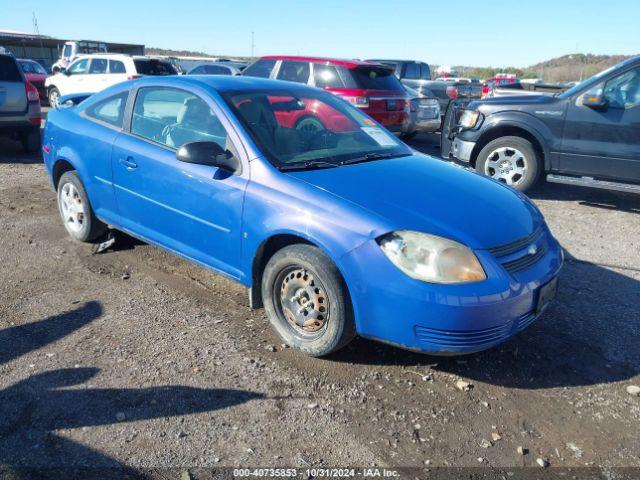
[63,68,71,76]
[176,141,241,174]
[582,89,607,110]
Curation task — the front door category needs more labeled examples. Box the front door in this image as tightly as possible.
[112,86,248,279]
[560,66,640,182]
[64,58,90,95]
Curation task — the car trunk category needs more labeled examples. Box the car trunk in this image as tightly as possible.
[0,56,27,114]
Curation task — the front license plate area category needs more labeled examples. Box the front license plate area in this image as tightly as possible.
[536,277,558,314]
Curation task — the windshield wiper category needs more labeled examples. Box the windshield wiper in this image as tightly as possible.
[339,152,412,166]
[279,160,339,171]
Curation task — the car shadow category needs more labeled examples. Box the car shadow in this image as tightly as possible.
[0,137,43,165]
[0,303,264,476]
[529,181,640,214]
[330,250,639,390]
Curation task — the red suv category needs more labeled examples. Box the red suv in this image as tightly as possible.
[242,56,410,133]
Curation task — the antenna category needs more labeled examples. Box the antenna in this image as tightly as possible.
[32,12,46,59]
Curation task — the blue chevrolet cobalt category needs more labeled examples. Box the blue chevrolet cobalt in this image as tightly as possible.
[43,76,563,357]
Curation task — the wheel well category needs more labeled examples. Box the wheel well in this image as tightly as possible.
[470,126,545,167]
[52,160,75,190]
[249,234,314,309]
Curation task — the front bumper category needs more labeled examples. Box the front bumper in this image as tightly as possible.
[340,228,563,355]
[451,138,476,163]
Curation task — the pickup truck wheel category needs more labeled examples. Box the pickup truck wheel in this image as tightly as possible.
[20,127,41,154]
[262,244,356,357]
[476,136,540,192]
[57,171,107,242]
[48,87,60,108]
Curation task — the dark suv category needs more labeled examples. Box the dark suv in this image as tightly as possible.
[0,52,41,152]
[444,56,640,193]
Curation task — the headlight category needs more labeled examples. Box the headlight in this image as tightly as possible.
[378,231,486,284]
[458,109,481,129]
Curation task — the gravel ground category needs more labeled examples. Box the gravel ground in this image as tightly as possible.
[0,131,639,479]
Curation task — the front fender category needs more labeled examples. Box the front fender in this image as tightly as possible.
[477,112,554,169]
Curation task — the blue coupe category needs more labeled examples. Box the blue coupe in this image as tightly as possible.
[43,75,563,357]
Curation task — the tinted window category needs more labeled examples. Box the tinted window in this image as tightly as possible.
[242,59,277,78]
[277,61,310,84]
[204,65,232,75]
[604,67,640,109]
[63,45,72,57]
[109,60,126,74]
[404,63,420,79]
[85,91,128,127]
[133,59,177,76]
[89,58,107,74]
[131,87,228,150]
[351,67,403,91]
[69,59,89,74]
[420,63,431,80]
[313,64,346,88]
[0,56,21,81]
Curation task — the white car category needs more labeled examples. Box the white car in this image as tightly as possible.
[45,54,177,107]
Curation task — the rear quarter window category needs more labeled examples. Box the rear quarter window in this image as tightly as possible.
[85,91,129,128]
[313,64,349,88]
[0,56,22,82]
[351,66,403,91]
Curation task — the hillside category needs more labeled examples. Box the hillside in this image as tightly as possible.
[452,53,636,83]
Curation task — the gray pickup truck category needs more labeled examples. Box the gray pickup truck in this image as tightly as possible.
[367,59,483,123]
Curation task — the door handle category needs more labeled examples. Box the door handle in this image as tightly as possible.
[119,157,138,170]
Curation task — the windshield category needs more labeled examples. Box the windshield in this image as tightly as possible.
[222,88,411,168]
[559,64,621,98]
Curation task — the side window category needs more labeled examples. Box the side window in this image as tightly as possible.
[313,64,346,88]
[131,87,228,150]
[85,91,129,128]
[277,60,310,84]
[62,45,72,58]
[603,67,640,109]
[190,66,205,74]
[420,63,431,80]
[109,60,126,74]
[404,63,420,80]
[205,65,232,75]
[69,58,88,74]
[89,59,107,74]
[242,59,276,78]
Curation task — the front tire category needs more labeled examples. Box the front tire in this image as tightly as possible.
[262,244,356,357]
[475,136,540,192]
[57,171,107,242]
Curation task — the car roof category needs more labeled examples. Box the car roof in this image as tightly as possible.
[131,74,324,93]
[260,55,381,69]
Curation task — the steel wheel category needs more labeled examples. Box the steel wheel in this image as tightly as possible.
[59,182,87,234]
[49,88,60,108]
[484,146,528,186]
[275,266,330,336]
[295,116,325,136]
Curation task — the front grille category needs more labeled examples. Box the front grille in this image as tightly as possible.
[501,240,548,274]
[415,322,513,349]
[488,226,543,257]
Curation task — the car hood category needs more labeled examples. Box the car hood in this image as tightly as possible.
[472,94,558,109]
[285,154,542,250]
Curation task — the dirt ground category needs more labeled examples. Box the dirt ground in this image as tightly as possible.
[0,131,639,479]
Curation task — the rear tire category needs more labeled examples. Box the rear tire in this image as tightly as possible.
[57,171,107,242]
[475,136,540,192]
[48,87,61,108]
[262,244,356,357]
[20,127,41,154]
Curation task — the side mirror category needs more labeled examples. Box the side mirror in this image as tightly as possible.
[63,68,71,76]
[582,89,607,110]
[176,141,241,174]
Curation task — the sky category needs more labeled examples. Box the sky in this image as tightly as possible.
[2,0,639,67]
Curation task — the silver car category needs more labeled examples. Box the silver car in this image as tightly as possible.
[187,61,246,76]
[0,52,41,152]
[402,85,441,138]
